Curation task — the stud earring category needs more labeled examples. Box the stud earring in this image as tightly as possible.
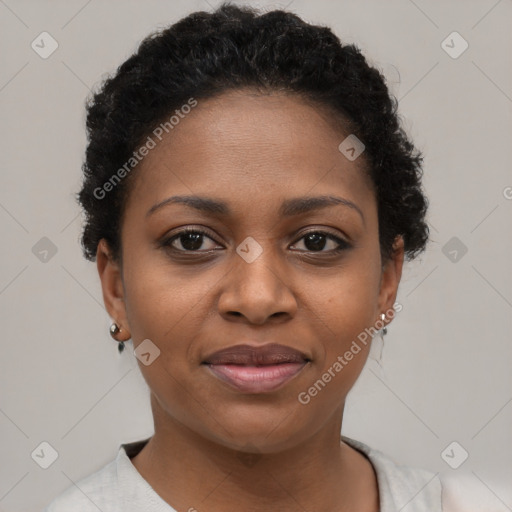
[381,313,387,336]
[371,313,387,368]
[110,323,125,353]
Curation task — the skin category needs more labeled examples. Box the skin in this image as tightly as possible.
[97,88,404,512]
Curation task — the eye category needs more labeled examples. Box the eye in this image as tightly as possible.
[290,230,350,254]
[160,227,350,255]
[162,228,221,252]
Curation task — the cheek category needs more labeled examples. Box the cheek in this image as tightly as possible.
[123,262,216,345]
[121,263,215,410]
[121,248,234,387]
[303,261,381,382]
[302,257,381,333]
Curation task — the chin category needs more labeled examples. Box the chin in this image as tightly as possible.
[195,403,314,453]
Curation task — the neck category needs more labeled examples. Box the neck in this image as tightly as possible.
[131,394,379,512]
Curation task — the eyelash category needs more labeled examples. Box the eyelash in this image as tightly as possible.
[160,227,351,256]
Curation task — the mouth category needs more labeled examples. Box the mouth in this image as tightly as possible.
[202,343,311,393]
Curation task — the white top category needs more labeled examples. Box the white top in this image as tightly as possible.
[43,436,443,511]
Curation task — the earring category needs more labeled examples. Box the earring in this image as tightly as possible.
[371,313,387,368]
[381,313,387,336]
[110,323,125,353]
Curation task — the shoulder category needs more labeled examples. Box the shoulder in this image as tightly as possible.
[43,438,176,512]
[342,436,443,512]
[42,457,121,512]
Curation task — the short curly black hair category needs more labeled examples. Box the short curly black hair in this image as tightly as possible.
[78,1,429,264]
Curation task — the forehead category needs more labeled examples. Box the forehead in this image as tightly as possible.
[125,89,374,217]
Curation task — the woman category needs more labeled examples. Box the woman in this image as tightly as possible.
[44,3,443,511]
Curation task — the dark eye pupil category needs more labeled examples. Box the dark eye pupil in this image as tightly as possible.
[304,233,326,251]
[181,233,203,250]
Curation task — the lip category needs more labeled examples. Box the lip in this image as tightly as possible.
[202,343,310,393]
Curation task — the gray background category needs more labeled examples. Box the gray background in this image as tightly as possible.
[0,0,511,511]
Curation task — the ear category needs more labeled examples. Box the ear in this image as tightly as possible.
[96,239,130,336]
[377,236,404,323]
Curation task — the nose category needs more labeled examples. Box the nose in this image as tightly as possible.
[217,245,298,325]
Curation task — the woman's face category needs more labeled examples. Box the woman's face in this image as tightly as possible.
[98,89,403,453]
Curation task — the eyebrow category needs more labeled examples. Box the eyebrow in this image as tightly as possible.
[146,194,365,223]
